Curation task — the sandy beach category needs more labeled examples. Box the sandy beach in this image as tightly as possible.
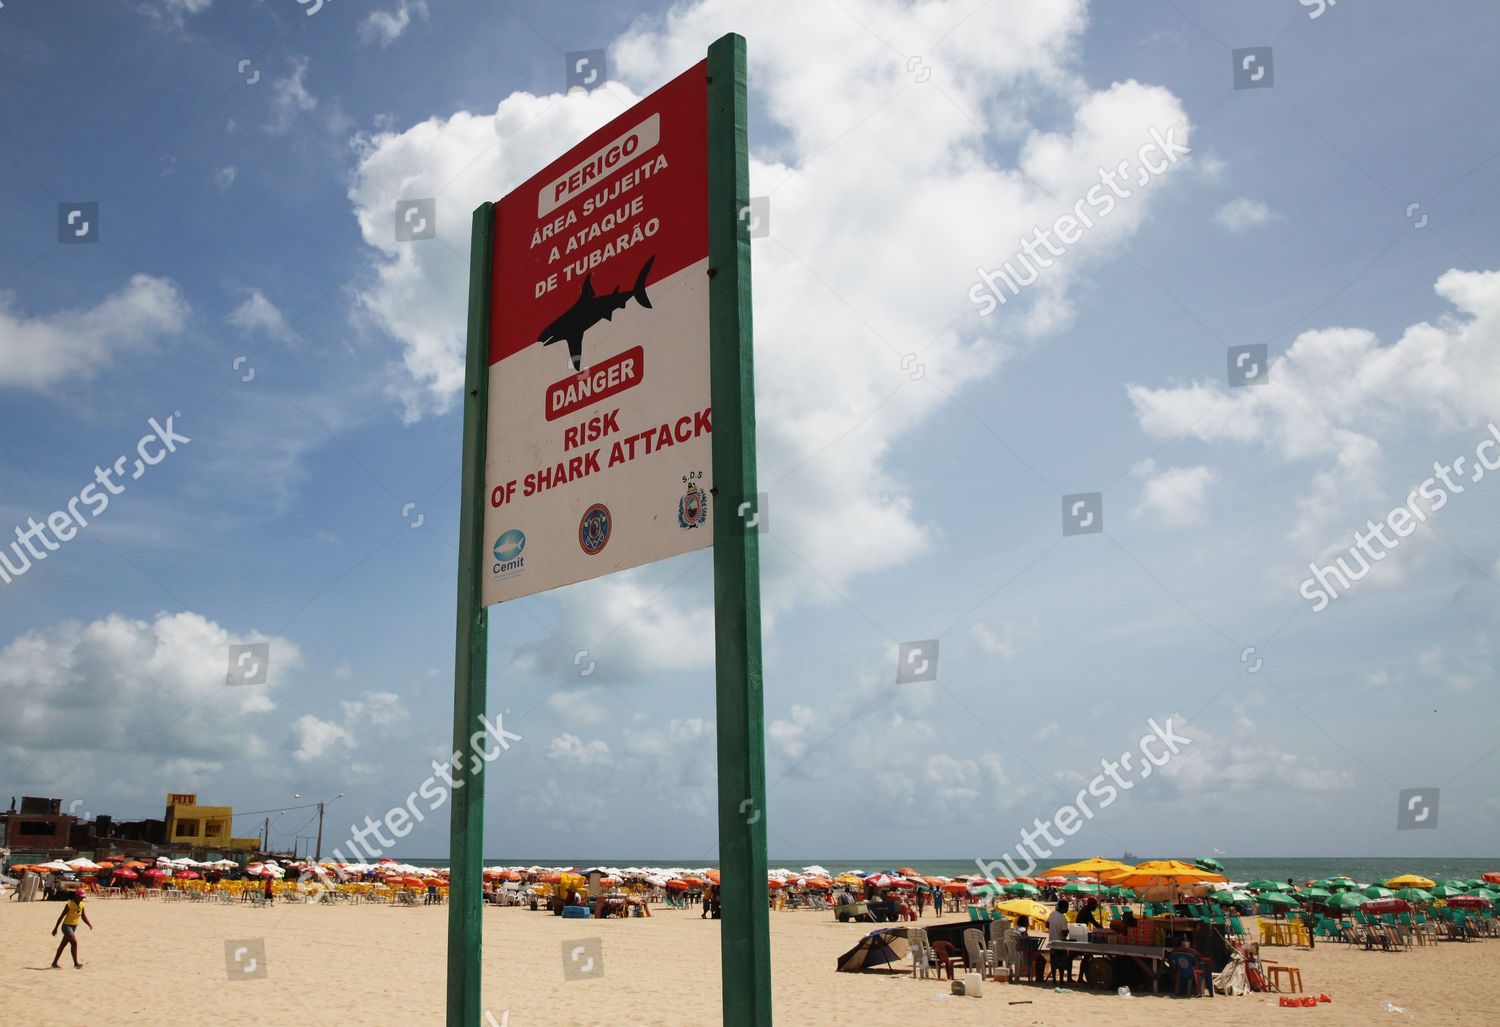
[2,898,1495,1026]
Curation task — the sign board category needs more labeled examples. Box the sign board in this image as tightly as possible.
[483,63,712,606]
[449,35,770,1027]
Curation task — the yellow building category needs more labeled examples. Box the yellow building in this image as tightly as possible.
[163,793,259,852]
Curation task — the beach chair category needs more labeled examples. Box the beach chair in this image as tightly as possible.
[1167,950,1209,998]
[909,928,934,979]
[929,941,962,980]
[967,904,982,921]
[963,928,990,974]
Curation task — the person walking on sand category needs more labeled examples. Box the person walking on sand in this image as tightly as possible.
[51,889,92,969]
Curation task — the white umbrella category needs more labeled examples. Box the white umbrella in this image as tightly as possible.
[65,858,101,870]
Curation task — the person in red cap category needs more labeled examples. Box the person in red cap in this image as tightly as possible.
[50,889,92,969]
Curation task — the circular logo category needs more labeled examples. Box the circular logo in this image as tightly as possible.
[578,503,612,555]
[493,530,526,563]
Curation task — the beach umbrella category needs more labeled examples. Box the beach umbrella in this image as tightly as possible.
[1384,874,1435,889]
[896,867,919,877]
[1194,857,1227,874]
[1444,894,1493,909]
[1299,887,1332,900]
[835,929,911,973]
[1360,898,1412,915]
[1213,890,1254,904]
[1326,892,1364,911]
[176,869,201,879]
[112,868,139,880]
[970,881,1005,897]
[1430,885,1465,898]
[1361,886,1394,899]
[704,870,721,884]
[1247,880,1289,892]
[767,879,784,889]
[1393,888,1432,903]
[994,898,1051,929]
[1045,857,1131,878]
[1259,892,1299,908]
[942,881,971,894]
[1482,872,1500,886]
[1059,881,1100,896]
[1003,881,1041,897]
[1436,879,1467,890]
[143,868,167,879]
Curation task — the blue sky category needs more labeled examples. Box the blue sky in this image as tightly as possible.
[1,0,1496,867]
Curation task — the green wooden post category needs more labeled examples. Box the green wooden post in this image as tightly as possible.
[447,201,494,1027]
[707,32,772,1027]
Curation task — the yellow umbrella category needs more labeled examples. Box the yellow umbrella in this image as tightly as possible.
[993,898,1051,930]
[1102,860,1226,903]
[1102,860,1226,886]
[1384,874,1436,889]
[1045,857,1132,878]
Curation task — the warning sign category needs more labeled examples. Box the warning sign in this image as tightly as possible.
[483,62,711,605]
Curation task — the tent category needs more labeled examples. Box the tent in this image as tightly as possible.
[835,928,912,973]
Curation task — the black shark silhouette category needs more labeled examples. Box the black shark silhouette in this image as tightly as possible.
[538,256,655,371]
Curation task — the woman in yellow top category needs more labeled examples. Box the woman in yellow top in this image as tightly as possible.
[51,888,93,969]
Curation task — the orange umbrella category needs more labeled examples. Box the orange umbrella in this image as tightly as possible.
[705,869,721,884]
[943,881,970,894]
[665,879,691,890]
[897,867,920,877]
[540,872,563,884]
[767,879,784,889]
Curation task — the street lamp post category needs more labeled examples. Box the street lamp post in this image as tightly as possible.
[294,793,343,862]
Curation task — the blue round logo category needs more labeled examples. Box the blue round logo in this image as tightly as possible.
[494,530,526,563]
[578,504,612,555]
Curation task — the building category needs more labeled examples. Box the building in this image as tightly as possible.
[163,793,259,852]
[1,793,259,865]
[2,796,75,852]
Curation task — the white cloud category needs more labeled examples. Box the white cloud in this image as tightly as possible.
[227,288,299,344]
[1132,464,1218,526]
[359,1,428,48]
[1127,268,1500,546]
[972,618,1041,661]
[265,56,317,136]
[0,611,297,767]
[146,0,212,22]
[0,275,188,391]
[213,166,237,191]
[288,714,353,763]
[347,0,1190,675]
[1213,197,1275,232]
[1150,715,1357,795]
[546,732,614,766]
[287,690,408,763]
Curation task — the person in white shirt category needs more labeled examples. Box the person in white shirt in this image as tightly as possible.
[1046,900,1072,982]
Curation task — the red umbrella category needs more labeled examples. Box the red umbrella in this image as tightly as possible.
[175,869,201,879]
[113,868,139,880]
[143,868,167,879]
[1359,898,1412,914]
[1481,872,1500,885]
[1445,895,1492,909]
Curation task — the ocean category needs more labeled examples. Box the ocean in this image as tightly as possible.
[405,856,1499,883]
